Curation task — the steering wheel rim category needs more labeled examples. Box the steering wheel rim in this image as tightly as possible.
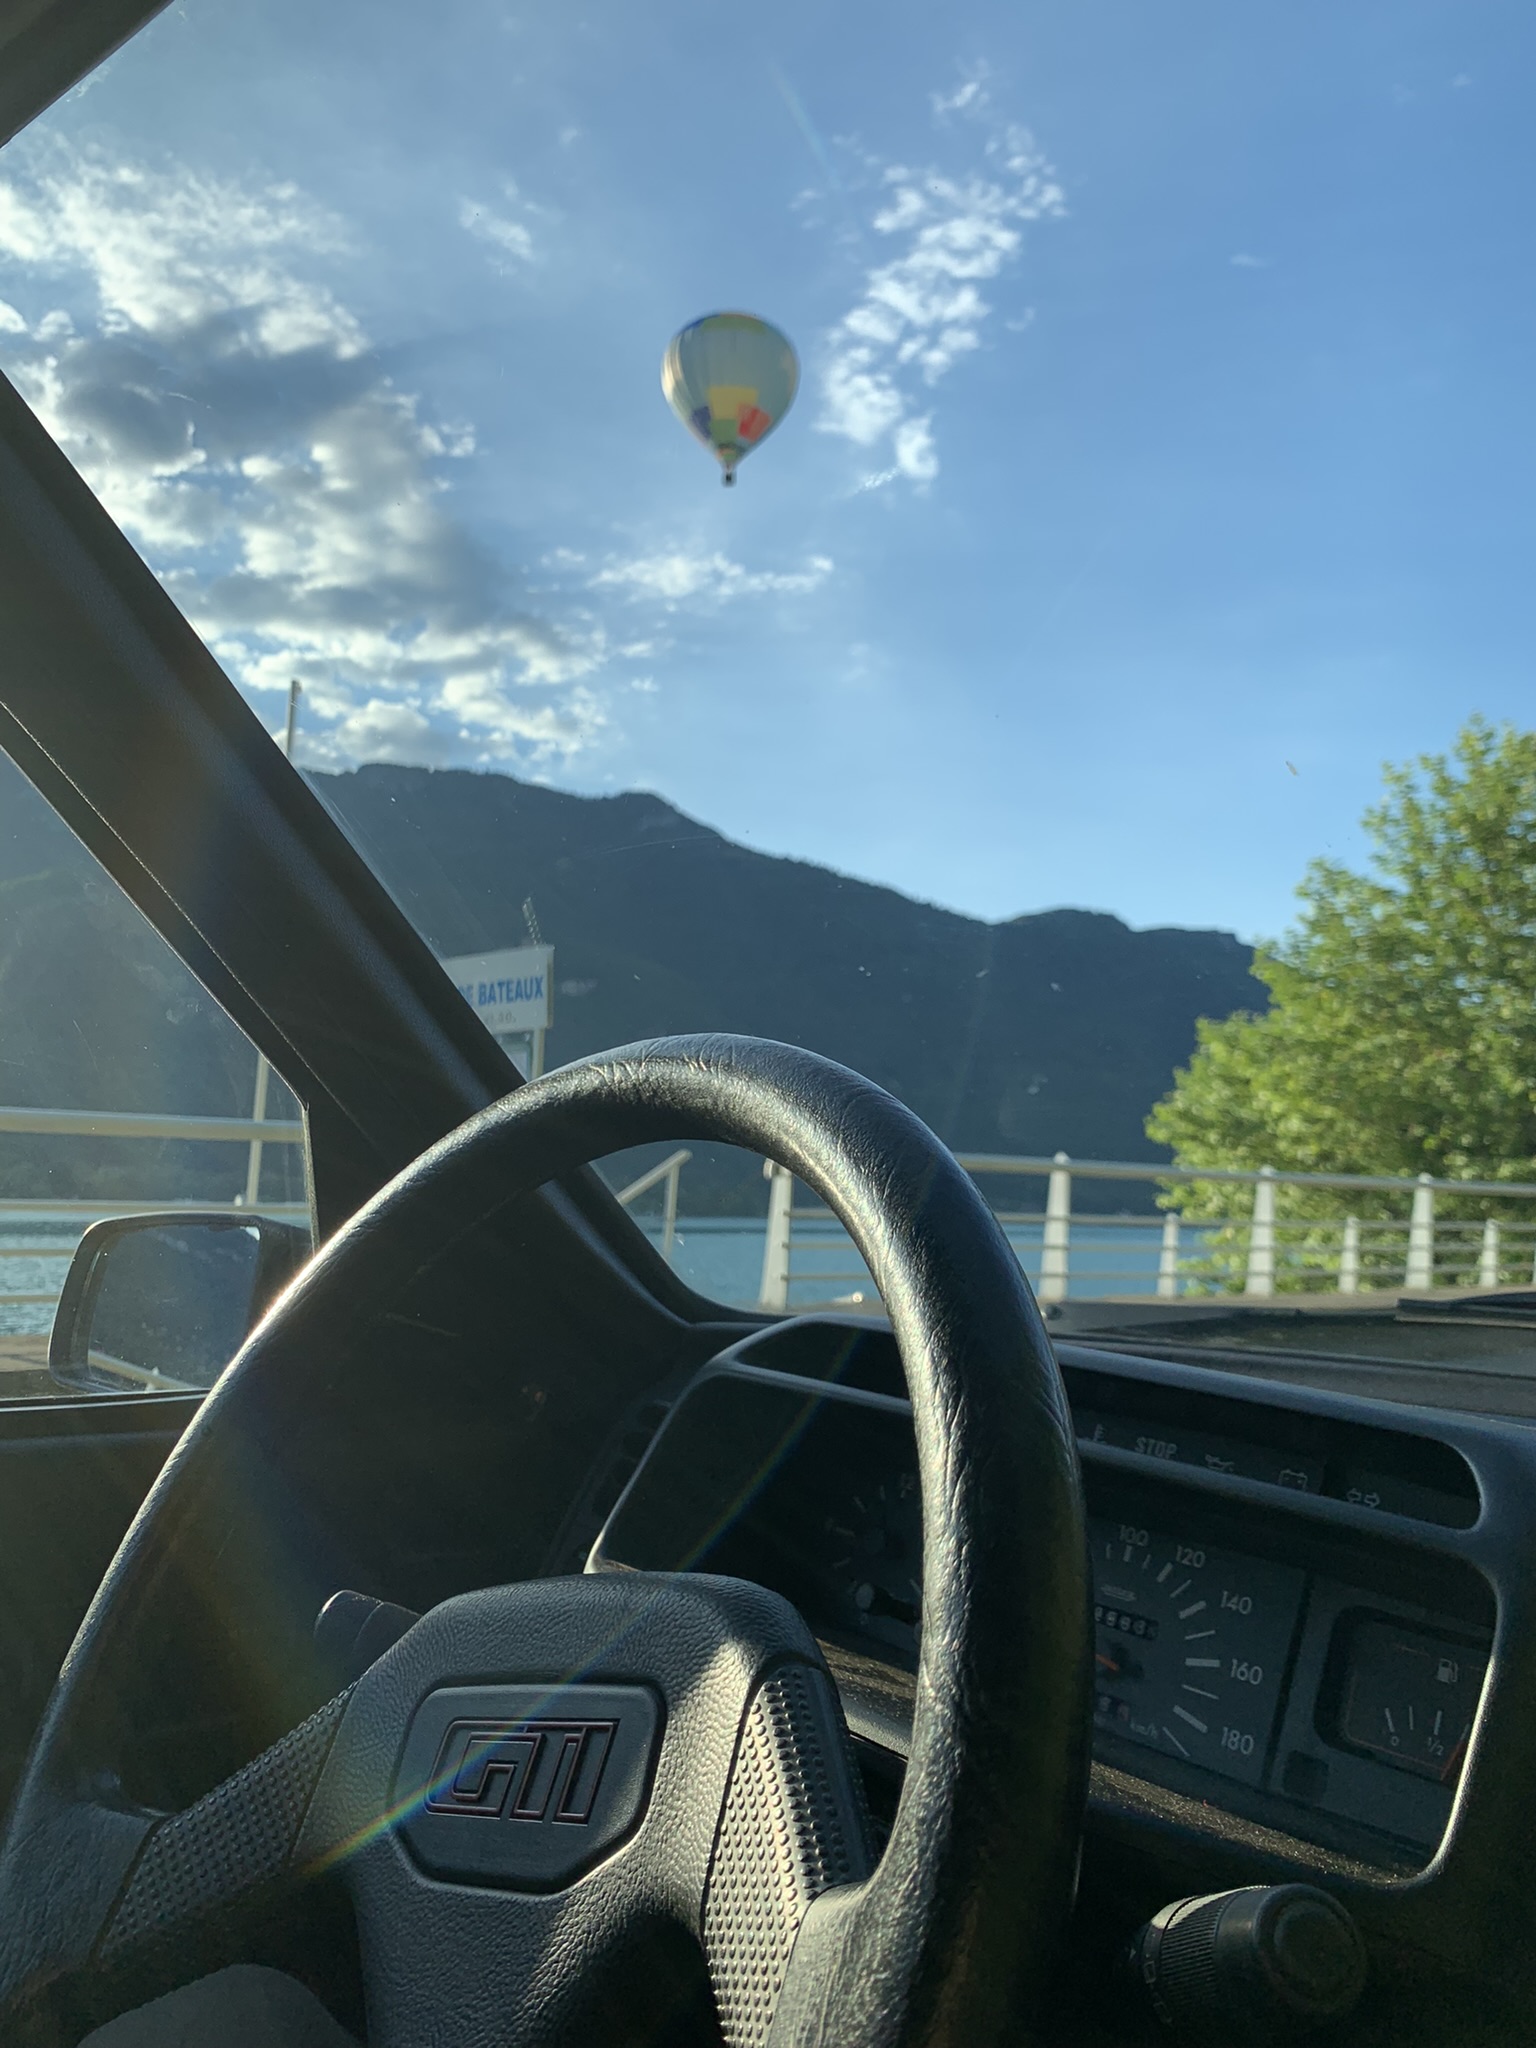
[0,1035,1090,2046]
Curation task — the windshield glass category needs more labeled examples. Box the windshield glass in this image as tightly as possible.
[3,3,1533,1389]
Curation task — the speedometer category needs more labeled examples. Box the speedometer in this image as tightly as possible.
[1089,1516,1306,1786]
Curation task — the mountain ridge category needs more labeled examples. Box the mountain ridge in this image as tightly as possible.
[0,753,1265,1211]
[312,765,1266,1208]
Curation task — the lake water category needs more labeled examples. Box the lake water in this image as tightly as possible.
[1,1210,1190,1342]
[639,1214,1186,1309]
[0,1228,75,1337]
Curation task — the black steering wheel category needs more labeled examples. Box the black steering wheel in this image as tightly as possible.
[0,1037,1090,2047]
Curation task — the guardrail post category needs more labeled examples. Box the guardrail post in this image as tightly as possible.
[1406,1175,1436,1289]
[758,1161,794,1311]
[1038,1153,1072,1302]
[1339,1216,1361,1294]
[1244,1168,1276,1296]
[242,1055,270,1206]
[1157,1213,1180,1298]
[1480,1217,1501,1290]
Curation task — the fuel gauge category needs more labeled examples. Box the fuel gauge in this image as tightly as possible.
[1336,1618,1487,1784]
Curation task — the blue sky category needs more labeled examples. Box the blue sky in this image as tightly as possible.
[0,0,1530,942]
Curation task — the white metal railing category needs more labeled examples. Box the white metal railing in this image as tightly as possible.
[0,1104,308,1319]
[1,1108,692,1328]
[0,1106,308,1144]
[613,1149,692,1263]
[8,1097,1535,1321]
[758,1154,1536,1310]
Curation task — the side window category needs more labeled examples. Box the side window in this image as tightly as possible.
[0,754,311,1399]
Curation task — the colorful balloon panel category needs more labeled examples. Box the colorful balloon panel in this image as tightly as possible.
[662,312,799,484]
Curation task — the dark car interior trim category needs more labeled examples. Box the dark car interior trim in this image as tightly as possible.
[0,0,171,153]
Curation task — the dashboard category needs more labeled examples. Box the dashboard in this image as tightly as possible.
[584,1311,1536,1962]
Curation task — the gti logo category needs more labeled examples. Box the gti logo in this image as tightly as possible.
[426,1718,616,1826]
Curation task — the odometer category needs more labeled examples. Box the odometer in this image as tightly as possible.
[1089,1516,1306,1786]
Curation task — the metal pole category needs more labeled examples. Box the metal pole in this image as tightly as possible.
[1244,1169,1276,1296]
[242,1056,271,1207]
[1406,1175,1436,1289]
[758,1161,794,1311]
[1038,1153,1071,1303]
[244,681,301,1207]
[1339,1216,1361,1294]
[531,1027,546,1080]
[493,1033,529,1080]
[662,1153,683,1264]
[1480,1217,1501,1290]
[1156,1212,1180,1299]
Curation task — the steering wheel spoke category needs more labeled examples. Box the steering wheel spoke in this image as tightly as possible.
[701,1658,872,2046]
[0,1692,351,2038]
[97,1689,354,1968]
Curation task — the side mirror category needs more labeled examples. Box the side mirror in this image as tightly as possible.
[48,1212,312,1395]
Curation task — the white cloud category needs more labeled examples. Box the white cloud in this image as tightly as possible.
[312,699,457,766]
[892,416,938,483]
[590,548,834,606]
[822,350,905,446]
[816,76,1064,485]
[0,153,361,352]
[458,183,539,267]
[0,139,598,770]
[1229,252,1270,269]
[932,78,985,118]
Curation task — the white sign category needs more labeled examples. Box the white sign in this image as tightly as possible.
[442,946,553,1037]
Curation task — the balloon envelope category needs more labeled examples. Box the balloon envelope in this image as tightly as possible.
[662,312,799,485]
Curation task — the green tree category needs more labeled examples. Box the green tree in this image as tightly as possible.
[1147,720,1536,1290]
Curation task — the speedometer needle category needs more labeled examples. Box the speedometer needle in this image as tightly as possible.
[1096,1647,1145,1683]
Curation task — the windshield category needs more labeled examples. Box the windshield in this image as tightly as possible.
[3,4,1534,1390]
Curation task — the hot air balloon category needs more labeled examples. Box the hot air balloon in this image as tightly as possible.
[662,312,799,486]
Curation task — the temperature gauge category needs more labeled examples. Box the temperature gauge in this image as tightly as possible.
[1335,1618,1487,1783]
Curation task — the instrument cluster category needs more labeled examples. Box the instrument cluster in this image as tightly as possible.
[590,1330,1494,1863]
